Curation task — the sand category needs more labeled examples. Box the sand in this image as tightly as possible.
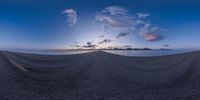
[0,50,199,100]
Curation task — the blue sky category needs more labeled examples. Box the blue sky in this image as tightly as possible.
[0,0,200,49]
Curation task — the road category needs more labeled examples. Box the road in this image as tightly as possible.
[0,50,199,100]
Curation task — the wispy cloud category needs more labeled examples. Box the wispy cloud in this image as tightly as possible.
[102,6,128,16]
[137,13,150,19]
[95,13,134,29]
[117,32,130,39]
[62,9,77,26]
[95,6,135,30]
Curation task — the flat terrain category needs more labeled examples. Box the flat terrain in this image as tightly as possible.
[0,50,200,100]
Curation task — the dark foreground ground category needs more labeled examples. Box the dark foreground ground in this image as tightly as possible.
[0,50,200,100]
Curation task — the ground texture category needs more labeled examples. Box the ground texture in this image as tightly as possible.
[0,51,200,100]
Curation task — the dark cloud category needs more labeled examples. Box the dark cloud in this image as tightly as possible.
[163,44,170,47]
[124,45,132,48]
[98,39,112,44]
[83,42,96,48]
[71,41,80,47]
[117,32,130,38]
[71,44,80,48]
[99,34,104,38]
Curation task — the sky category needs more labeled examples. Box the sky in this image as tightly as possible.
[0,0,200,50]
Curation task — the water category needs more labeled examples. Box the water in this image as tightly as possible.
[103,49,196,57]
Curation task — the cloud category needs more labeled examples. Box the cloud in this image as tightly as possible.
[71,41,80,47]
[140,33,164,42]
[137,13,150,19]
[124,45,132,48]
[117,32,130,38]
[95,14,134,29]
[83,42,96,48]
[163,44,170,47]
[99,34,105,38]
[62,9,77,26]
[98,39,112,44]
[95,6,135,30]
[95,6,165,44]
[102,6,128,16]
[136,19,146,25]
[139,23,164,41]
